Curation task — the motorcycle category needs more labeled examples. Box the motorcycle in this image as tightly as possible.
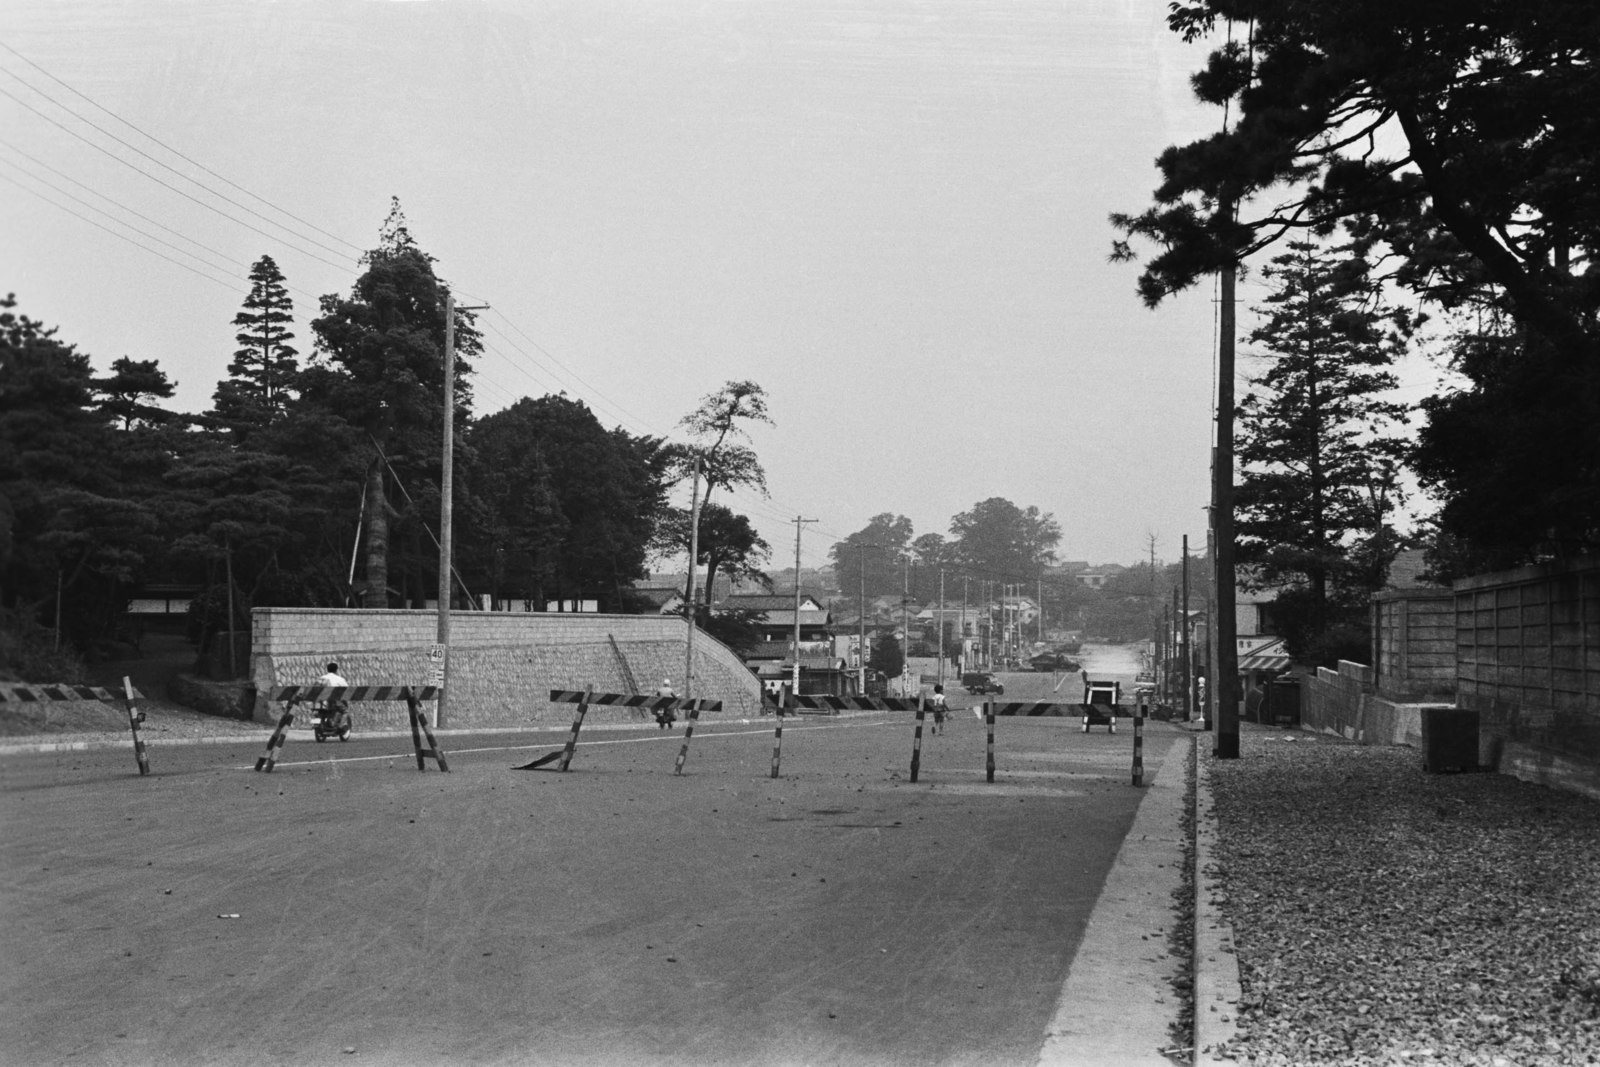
[309,699,352,742]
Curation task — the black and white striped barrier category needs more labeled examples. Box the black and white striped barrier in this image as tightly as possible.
[671,695,726,776]
[517,690,718,771]
[770,690,794,778]
[909,695,927,783]
[120,677,149,776]
[764,697,928,713]
[1132,697,1146,786]
[987,702,1071,716]
[986,700,996,782]
[255,685,445,773]
[1,681,148,774]
[254,710,295,772]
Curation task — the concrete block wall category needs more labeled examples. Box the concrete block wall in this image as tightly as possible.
[1302,659,1443,748]
[251,609,763,729]
[1454,559,1600,764]
[1372,590,1456,700]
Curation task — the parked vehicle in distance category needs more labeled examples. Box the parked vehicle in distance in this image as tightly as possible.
[961,671,1005,695]
[1028,652,1081,673]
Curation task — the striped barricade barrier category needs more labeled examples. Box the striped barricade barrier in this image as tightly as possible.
[1132,692,1147,787]
[517,690,718,771]
[758,694,923,715]
[255,685,445,773]
[670,695,728,776]
[755,693,918,778]
[988,702,1071,717]
[1,679,149,775]
[908,696,927,783]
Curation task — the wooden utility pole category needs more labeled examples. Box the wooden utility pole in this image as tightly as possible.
[938,569,947,686]
[1182,535,1192,722]
[791,517,816,695]
[436,293,487,729]
[437,293,456,729]
[1214,263,1241,757]
[960,577,968,675]
[683,457,702,699]
[856,543,877,694]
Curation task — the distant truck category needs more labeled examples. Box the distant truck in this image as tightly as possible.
[961,671,1005,696]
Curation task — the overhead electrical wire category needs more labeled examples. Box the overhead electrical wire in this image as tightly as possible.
[0,169,241,292]
[0,82,358,276]
[0,39,366,258]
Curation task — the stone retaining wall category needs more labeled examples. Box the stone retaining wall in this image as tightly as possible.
[250,608,763,729]
[1301,660,1449,749]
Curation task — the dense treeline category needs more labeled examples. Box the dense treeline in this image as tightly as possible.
[0,203,681,669]
[1115,0,1600,577]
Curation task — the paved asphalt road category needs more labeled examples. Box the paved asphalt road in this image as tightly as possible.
[2,683,1180,1066]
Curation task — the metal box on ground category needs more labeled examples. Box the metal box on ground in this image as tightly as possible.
[1421,706,1480,773]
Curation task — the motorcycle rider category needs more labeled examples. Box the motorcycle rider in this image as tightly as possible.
[316,661,351,734]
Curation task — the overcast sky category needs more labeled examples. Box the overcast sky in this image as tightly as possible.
[5,0,1230,573]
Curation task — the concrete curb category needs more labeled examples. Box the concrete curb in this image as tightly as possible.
[1194,744,1244,1065]
[1036,735,1187,1067]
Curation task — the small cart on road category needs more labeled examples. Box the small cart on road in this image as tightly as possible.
[1081,678,1121,733]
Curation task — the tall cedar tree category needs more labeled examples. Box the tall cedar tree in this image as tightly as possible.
[1113,0,1600,564]
[213,255,298,436]
[306,201,479,608]
[1236,241,1411,657]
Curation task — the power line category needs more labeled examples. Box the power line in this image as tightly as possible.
[0,170,241,292]
[0,83,356,275]
[0,41,366,257]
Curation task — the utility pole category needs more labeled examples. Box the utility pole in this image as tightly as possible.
[900,552,911,691]
[1182,534,1192,722]
[857,543,878,694]
[1214,259,1241,757]
[436,293,487,729]
[960,577,968,677]
[937,568,947,686]
[790,517,817,695]
[683,457,703,699]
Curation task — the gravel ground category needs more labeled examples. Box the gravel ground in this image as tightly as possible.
[1205,731,1600,1067]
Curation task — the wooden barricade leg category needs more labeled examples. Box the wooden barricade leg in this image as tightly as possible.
[1132,694,1146,787]
[556,688,592,772]
[407,694,451,772]
[909,694,926,783]
[770,690,790,779]
[122,676,150,776]
[409,695,427,770]
[673,703,702,776]
[254,709,295,772]
[985,699,996,783]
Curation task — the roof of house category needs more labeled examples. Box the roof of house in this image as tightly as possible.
[748,608,831,629]
[724,593,826,612]
[630,585,683,608]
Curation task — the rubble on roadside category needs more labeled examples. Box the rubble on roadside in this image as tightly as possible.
[1206,733,1600,1066]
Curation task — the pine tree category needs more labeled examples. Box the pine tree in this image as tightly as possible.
[304,200,478,608]
[1236,240,1414,659]
[214,254,298,435]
